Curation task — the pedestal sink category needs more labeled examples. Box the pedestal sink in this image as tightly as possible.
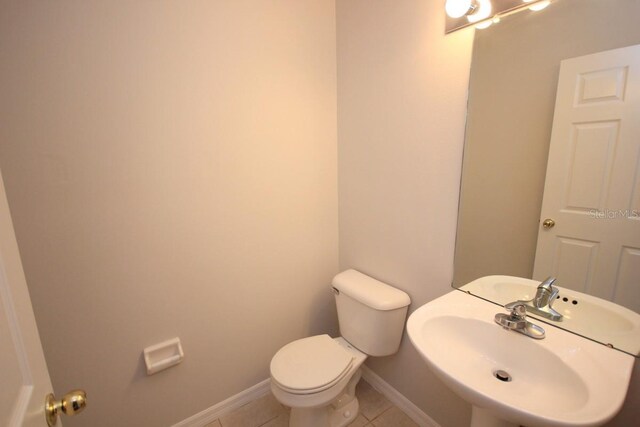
[407,290,635,427]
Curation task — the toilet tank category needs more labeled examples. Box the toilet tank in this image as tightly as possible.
[332,269,411,357]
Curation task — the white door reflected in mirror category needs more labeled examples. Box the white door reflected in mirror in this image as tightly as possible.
[533,44,640,314]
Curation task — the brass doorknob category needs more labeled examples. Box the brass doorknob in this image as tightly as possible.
[45,389,87,426]
[542,218,556,229]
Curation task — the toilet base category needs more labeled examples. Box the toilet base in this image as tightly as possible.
[330,397,359,427]
[289,398,358,427]
[288,370,362,427]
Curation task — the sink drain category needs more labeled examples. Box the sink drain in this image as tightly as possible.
[493,369,512,382]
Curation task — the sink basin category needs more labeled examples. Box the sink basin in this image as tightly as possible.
[407,290,635,427]
[459,275,640,355]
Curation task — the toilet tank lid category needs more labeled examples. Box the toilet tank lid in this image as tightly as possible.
[332,269,411,311]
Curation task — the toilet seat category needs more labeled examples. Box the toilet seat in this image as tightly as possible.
[270,335,354,395]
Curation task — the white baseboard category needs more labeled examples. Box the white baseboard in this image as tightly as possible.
[173,367,439,427]
[361,365,441,427]
[172,378,271,427]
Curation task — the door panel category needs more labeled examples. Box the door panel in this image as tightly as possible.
[614,247,640,303]
[0,295,26,426]
[0,170,55,427]
[551,237,598,294]
[576,66,627,104]
[565,121,618,211]
[534,44,640,313]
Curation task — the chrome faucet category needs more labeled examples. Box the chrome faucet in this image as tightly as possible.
[505,276,563,321]
[494,303,545,339]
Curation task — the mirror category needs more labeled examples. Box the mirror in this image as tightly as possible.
[452,0,640,355]
[445,0,552,34]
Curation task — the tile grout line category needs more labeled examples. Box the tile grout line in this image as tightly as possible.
[214,378,412,427]
[366,405,393,426]
[255,413,281,427]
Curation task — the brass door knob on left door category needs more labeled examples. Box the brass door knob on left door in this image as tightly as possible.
[45,389,87,426]
[542,218,556,229]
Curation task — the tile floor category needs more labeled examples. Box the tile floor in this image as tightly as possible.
[204,379,419,427]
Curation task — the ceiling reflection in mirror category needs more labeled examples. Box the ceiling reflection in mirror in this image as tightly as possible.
[452,0,640,356]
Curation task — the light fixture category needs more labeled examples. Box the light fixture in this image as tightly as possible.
[475,20,493,29]
[526,0,551,11]
[445,0,479,19]
[445,0,559,34]
[466,0,492,23]
[476,16,500,30]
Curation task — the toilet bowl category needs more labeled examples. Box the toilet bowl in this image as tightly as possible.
[271,335,367,427]
[270,270,411,427]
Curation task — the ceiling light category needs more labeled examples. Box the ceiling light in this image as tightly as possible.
[467,0,493,23]
[528,1,551,11]
[445,0,479,19]
[523,0,551,11]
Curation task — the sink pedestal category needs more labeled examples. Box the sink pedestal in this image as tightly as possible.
[471,406,517,427]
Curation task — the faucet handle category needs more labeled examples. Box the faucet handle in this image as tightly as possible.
[538,276,557,290]
[509,303,527,319]
[536,276,559,307]
[495,303,528,330]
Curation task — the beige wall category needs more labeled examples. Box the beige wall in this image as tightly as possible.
[336,1,474,426]
[0,1,337,426]
[337,0,639,426]
[2,1,637,426]
[454,0,640,286]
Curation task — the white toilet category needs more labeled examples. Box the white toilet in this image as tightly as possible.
[270,269,411,427]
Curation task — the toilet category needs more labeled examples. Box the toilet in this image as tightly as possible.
[270,269,411,427]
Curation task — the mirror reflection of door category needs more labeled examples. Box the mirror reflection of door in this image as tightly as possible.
[533,44,640,314]
[451,0,640,352]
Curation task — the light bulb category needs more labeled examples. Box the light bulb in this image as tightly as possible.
[475,20,493,29]
[528,0,550,11]
[466,0,492,23]
[445,0,477,19]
